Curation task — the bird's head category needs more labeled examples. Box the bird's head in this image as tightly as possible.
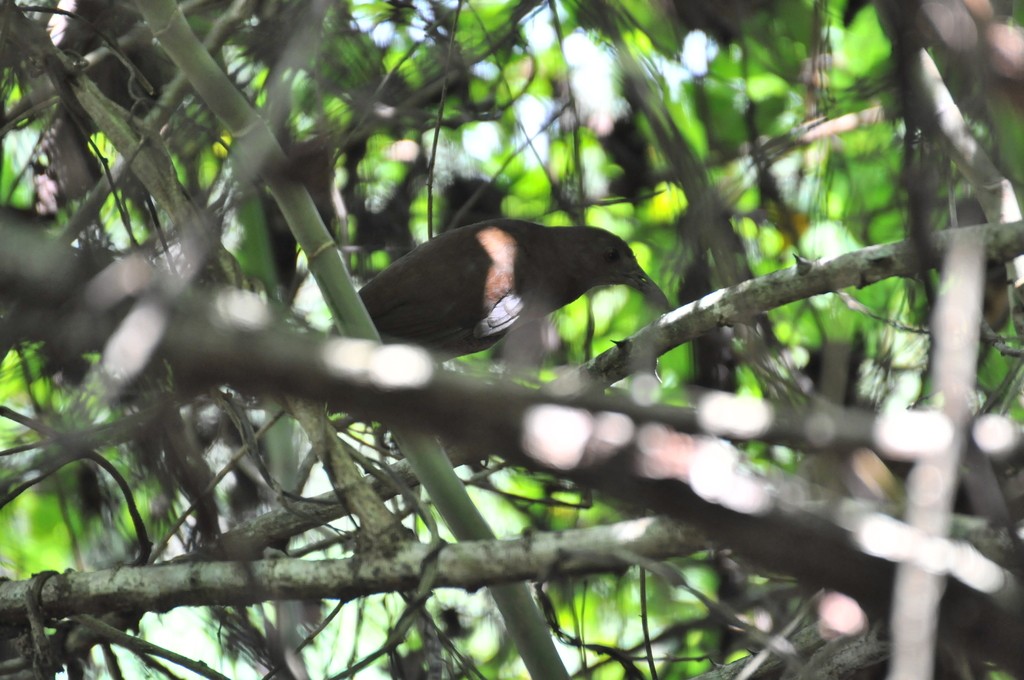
[564,227,672,311]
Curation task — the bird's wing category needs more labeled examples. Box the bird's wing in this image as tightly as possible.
[359,223,524,354]
[369,296,476,344]
[362,249,491,350]
[474,291,523,339]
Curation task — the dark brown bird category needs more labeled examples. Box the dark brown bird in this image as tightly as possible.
[359,219,670,358]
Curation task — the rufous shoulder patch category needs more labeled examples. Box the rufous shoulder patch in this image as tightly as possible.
[476,226,517,309]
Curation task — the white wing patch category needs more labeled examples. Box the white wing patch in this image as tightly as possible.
[475,292,524,338]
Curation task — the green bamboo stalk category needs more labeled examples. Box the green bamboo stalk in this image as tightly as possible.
[130,2,569,677]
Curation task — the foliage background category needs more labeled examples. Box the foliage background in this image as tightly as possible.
[3,0,1024,678]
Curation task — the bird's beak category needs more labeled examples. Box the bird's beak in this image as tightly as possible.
[627,271,671,311]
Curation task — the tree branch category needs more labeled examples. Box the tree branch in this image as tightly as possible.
[0,517,703,621]
[575,220,1024,385]
[5,220,1024,671]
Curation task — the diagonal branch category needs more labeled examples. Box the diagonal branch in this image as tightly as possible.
[574,220,1024,385]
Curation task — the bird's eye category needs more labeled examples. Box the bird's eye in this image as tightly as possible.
[604,249,621,263]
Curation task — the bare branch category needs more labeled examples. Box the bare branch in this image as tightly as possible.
[0,517,704,621]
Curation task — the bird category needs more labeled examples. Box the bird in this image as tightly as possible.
[359,219,670,358]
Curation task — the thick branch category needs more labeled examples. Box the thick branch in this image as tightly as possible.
[0,518,702,621]
[5,222,1024,672]
[576,220,1024,385]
